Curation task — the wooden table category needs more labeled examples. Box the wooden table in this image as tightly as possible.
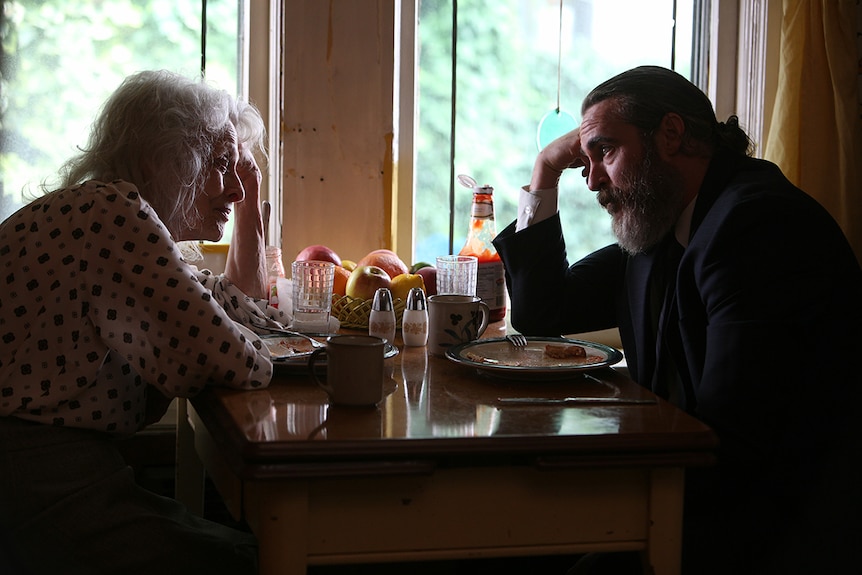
[179,323,717,575]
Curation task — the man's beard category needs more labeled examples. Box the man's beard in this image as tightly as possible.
[599,144,687,255]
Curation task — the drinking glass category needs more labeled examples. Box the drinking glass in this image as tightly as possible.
[291,260,336,332]
[435,255,478,296]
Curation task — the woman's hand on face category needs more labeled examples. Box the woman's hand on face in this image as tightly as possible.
[237,146,262,202]
[530,128,587,190]
[226,144,268,299]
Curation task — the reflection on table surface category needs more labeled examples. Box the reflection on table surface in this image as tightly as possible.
[192,322,715,466]
[186,322,716,575]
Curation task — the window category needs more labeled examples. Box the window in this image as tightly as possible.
[3,1,727,268]
[0,0,242,224]
[412,0,700,264]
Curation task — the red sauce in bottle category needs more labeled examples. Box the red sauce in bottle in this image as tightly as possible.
[459,186,507,322]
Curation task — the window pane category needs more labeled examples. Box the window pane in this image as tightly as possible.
[415,0,694,264]
[0,0,241,223]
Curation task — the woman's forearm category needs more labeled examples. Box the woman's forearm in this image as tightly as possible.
[225,153,267,298]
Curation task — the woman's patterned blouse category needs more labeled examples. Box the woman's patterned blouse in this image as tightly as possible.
[0,180,273,434]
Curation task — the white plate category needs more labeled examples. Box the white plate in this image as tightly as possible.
[445,337,623,380]
[261,334,320,360]
[269,338,399,374]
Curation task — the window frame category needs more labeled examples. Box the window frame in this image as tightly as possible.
[392,0,774,262]
[244,0,283,246]
[253,0,776,260]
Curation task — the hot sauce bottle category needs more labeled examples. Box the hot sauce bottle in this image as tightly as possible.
[265,246,286,308]
[457,176,507,322]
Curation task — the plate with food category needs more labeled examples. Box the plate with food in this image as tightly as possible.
[445,337,623,380]
[261,334,321,360]
[264,334,399,374]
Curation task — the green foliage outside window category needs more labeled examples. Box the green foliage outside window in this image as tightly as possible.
[414,0,689,263]
[1,0,693,263]
[0,0,239,221]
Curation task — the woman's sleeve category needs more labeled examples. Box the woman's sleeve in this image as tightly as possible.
[81,183,272,397]
[195,268,290,333]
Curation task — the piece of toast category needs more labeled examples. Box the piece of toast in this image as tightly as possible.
[543,343,586,359]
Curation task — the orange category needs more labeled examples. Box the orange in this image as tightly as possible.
[390,273,425,303]
[356,249,409,281]
[332,265,351,297]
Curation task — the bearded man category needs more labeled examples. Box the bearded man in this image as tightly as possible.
[494,66,862,575]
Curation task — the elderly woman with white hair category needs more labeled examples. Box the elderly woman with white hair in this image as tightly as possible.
[0,70,285,574]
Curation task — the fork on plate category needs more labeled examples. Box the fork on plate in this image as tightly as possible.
[506,333,528,348]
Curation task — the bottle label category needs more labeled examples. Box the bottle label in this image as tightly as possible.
[471,202,493,219]
[269,282,279,308]
[476,260,506,311]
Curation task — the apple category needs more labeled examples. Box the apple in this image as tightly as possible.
[295,244,341,266]
[345,265,392,300]
[416,266,437,296]
[409,261,433,274]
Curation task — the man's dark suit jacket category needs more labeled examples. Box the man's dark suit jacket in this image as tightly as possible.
[494,152,862,574]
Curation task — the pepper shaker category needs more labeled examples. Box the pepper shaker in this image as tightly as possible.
[401,287,428,347]
[369,287,396,344]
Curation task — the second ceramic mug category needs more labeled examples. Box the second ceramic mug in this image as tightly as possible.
[308,335,386,406]
[427,294,490,356]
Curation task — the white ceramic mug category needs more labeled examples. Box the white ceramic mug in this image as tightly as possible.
[427,294,490,356]
[308,335,386,406]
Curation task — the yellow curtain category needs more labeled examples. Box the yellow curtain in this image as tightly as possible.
[763,0,862,264]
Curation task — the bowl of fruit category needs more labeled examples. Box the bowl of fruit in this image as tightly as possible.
[294,246,436,330]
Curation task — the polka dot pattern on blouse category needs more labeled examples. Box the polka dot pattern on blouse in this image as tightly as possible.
[0,180,272,434]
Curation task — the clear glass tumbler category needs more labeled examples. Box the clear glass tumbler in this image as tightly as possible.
[291,260,336,332]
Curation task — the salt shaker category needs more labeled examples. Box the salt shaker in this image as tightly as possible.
[369,287,396,344]
[401,287,428,347]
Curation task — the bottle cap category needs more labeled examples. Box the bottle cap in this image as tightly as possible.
[371,287,394,311]
[406,287,427,311]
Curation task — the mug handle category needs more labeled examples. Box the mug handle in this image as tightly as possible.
[476,301,490,337]
[308,348,334,395]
